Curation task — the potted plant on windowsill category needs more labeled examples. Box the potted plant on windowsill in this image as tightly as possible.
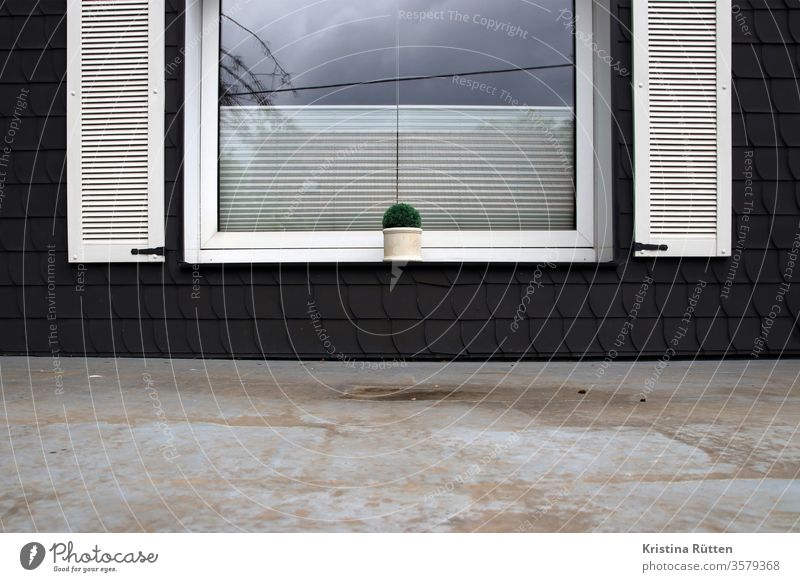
[382,203,422,262]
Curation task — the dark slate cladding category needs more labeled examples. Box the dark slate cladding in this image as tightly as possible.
[0,0,799,359]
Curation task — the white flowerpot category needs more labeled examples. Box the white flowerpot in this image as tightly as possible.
[383,228,422,262]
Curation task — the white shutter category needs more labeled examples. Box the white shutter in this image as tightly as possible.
[67,0,164,263]
[633,0,731,257]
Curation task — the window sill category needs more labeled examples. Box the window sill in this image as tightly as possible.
[184,246,600,264]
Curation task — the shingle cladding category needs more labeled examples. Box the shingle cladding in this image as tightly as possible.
[0,0,798,359]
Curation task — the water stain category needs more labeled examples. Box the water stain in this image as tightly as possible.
[342,386,488,402]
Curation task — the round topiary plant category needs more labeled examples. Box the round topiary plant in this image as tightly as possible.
[382,203,422,229]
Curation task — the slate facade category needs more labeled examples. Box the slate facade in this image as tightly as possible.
[0,0,798,359]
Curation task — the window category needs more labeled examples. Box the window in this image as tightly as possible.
[184,0,612,263]
[65,0,730,264]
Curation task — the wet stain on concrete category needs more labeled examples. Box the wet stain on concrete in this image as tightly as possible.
[0,357,797,532]
[342,386,490,402]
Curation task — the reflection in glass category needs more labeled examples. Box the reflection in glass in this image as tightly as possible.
[219,0,576,232]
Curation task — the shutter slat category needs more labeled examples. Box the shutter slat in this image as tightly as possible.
[67,0,164,263]
[633,0,731,257]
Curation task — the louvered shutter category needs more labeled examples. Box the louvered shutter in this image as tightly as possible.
[67,0,164,263]
[633,0,731,257]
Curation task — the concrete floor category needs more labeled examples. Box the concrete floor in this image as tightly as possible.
[0,356,798,532]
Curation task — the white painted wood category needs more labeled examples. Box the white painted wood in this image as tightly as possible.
[182,0,203,264]
[188,246,598,264]
[203,229,589,249]
[185,0,597,263]
[199,0,220,249]
[574,0,595,251]
[633,0,732,257]
[67,0,164,263]
[593,0,615,262]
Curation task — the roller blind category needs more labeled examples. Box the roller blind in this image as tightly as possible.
[633,0,731,257]
[67,0,164,263]
[218,106,575,232]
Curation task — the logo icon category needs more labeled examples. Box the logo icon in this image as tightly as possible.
[20,542,46,570]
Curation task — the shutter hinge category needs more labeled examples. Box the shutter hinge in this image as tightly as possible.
[131,246,165,256]
[634,242,668,252]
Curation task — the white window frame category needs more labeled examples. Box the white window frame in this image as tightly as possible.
[184,0,610,263]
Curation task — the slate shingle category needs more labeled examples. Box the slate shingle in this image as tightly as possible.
[461,320,500,357]
[0,1,797,359]
[425,320,465,357]
[563,319,603,355]
[391,319,430,357]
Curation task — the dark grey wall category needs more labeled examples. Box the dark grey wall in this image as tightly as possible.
[0,0,798,360]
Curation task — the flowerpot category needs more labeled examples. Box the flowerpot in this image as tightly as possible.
[383,227,422,262]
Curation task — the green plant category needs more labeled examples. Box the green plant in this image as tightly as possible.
[382,203,421,229]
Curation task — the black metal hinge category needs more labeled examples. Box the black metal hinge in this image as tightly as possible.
[131,246,165,256]
[634,242,668,252]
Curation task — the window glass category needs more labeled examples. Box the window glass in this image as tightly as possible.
[219,0,575,232]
